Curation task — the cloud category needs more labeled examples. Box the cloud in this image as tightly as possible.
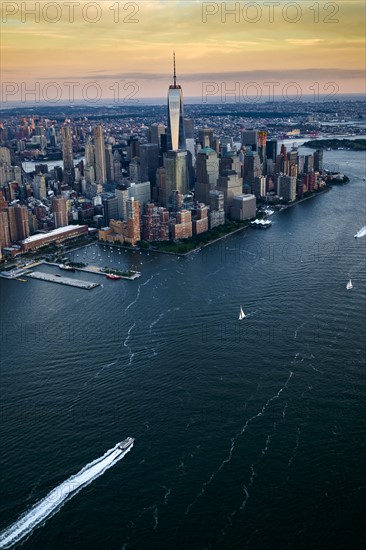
[50,68,365,82]
[286,39,325,46]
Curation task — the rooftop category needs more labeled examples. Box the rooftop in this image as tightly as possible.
[22,225,85,244]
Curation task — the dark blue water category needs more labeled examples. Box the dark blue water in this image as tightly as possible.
[1,149,365,549]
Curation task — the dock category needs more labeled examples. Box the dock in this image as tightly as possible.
[0,261,142,282]
[47,263,142,280]
[26,271,100,290]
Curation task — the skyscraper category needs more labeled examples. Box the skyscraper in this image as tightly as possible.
[266,139,277,162]
[161,150,188,207]
[7,204,30,241]
[85,139,95,169]
[195,147,219,203]
[115,185,129,221]
[102,194,118,224]
[241,130,258,151]
[0,211,11,248]
[167,53,186,151]
[61,126,74,186]
[52,196,68,228]
[198,128,214,148]
[125,197,141,245]
[149,124,166,147]
[140,143,159,186]
[277,175,296,202]
[93,126,107,184]
[32,174,47,200]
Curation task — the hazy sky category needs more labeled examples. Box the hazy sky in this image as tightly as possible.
[1,0,365,102]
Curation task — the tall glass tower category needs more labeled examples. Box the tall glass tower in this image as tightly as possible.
[167,53,186,152]
[61,126,74,186]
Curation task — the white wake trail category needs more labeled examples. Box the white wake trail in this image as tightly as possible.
[185,372,293,514]
[0,442,133,549]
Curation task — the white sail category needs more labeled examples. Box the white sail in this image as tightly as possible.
[239,306,246,320]
[346,279,353,290]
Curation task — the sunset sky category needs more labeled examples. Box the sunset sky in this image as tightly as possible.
[1,0,365,102]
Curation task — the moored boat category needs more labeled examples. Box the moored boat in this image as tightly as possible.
[251,219,272,229]
[106,273,122,280]
[59,264,75,272]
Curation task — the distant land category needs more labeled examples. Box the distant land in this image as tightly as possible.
[303,138,366,151]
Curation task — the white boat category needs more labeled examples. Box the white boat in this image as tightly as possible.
[346,279,353,290]
[251,218,272,229]
[118,437,135,451]
[239,306,246,320]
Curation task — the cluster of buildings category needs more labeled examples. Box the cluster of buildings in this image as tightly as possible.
[0,56,330,257]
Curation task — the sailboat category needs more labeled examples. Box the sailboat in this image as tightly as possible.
[239,306,246,320]
[346,279,353,290]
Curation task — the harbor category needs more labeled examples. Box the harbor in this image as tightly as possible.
[26,271,100,290]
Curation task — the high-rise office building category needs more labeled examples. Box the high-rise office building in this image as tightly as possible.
[266,139,277,162]
[257,131,267,164]
[102,194,118,224]
[129,158,140,182]
[128,181,151,210]
[184,118,194,139]
[216,170,243,214]
[314,149,323,171]
[61,126,74,186]
[113,150,122,183]
[167,53,186,151]
[105,144,114,183]
[195,147,219,203]
[184,117,196,179]
[85,140,95,170]
[149,124,166,147]
[286,151,298,176]
[115,185,129,221]
[198,128,214,149]
[277,175,296,202]
[140,143,159,186]
[0,147,11,165]
[230,194,256,221]
[52,196,68,228]
[304,155,314,174]
[252,176,267,198]
[93,126,107,184]
[243,150,262,186]
[33,174,47,200]
[220,151,242,177]
[241,130,258,151]
[195,147,219,185]
[160,150,188,207]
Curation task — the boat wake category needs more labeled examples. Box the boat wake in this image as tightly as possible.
[0,442,133,549]
[185,372,293,514]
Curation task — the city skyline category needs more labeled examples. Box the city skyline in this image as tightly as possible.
[1,0,365,103]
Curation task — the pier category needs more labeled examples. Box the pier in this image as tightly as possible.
[47,263,142,280]
[26,271,100,290]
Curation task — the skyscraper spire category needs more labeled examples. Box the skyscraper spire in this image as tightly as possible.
[173,51,176,87]
[167,53,185,151]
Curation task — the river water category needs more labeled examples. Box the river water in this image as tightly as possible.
[1,147,365,549]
